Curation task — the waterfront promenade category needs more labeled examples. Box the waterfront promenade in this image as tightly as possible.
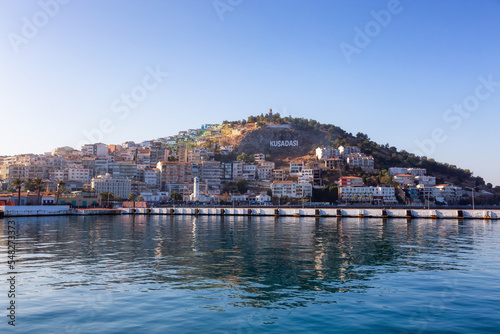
[1,205,499,219]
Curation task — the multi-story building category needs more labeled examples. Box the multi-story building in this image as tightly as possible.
[298,169,313,183]
[389,167,427,177]
[221,162,233,181]
[81,143,108,157]
[388,167,409,176]
[271,181,312,198]
[91,174,132,198]
[156,162,193,188]
[273,169,288,181]
[339,176,364,187]
[346,153,374,171]
[339,146,361,157]
[94,157,111,176]
[393,174,416,186]
[68,167,92,183]
[325,158,343,170]
[417,184,434,201]
[24,164,49,179]
[433,184,463,203]
[144,168,161,190]
[254,153,265,163]
[136,149,151,166]
[312,163,323,187]
[257,161,275,181]
[108,162,138,180]
[415,175,436,186]
[0,164,25,180]
[296,182,313,198]
[315,147,340,160]
[232,160,244,180]
[243,164,257,181]
[148,144,165,168]
[289,162,304,176]
[271,181,296,198]
[407,168,426,177]
[50,169,68,181]
[339,186,397,204]
[200,161,222,186]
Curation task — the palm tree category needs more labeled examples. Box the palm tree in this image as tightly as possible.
[11,178,24,205]
[56,180,65,204]
[33,178,44,205]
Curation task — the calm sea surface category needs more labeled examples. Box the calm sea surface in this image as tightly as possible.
[1,215,500,333]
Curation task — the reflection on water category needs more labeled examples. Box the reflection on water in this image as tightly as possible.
[1,215,499,333]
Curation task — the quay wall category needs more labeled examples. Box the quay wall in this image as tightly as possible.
[121,207,500,220]
[1,206,498,219]
[0,205,71,217]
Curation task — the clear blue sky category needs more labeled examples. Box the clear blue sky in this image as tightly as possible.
[1,0,499,185]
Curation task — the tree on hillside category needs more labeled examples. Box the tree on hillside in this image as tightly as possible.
[236,178,249,194]
[236,152,254,164]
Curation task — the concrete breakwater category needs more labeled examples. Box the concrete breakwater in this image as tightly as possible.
[1,205,498,219]
[123,207,500,220]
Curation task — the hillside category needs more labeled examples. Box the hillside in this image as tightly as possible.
[216,112,499,204]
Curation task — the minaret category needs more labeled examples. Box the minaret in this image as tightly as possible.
[193,177,200,199]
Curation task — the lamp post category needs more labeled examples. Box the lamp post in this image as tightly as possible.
[472,188,475,211]
[465,187,475,210]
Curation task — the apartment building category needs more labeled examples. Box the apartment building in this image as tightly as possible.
[339,176,364,187]
[315,147,340,160]
[91,174,132,198]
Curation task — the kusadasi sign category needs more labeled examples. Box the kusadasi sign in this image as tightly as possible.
[270,140,299,147]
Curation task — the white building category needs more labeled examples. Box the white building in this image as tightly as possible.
[388,167,409,176]
[339,186,397,204]
[81,143,108,157]
[407,168,426,177]
[433,184,463,203]
[296,182,313,198]
[68,167,92,183]
[254,153,265,163]
[50,169,68,181]
[289,162,304,176]
[271,181,296,198]
[346,154,374,171]
[91,174,132,198]
[393,174,416,186]
[271,181,312,198]
[144,168,161,189]
[389,167,427,176]
[415,175,436,186]
[339,146,361,157]
[232,160,244,180]
[315,147,340,161]
[243,164,257,181]
[298,169,313,183]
